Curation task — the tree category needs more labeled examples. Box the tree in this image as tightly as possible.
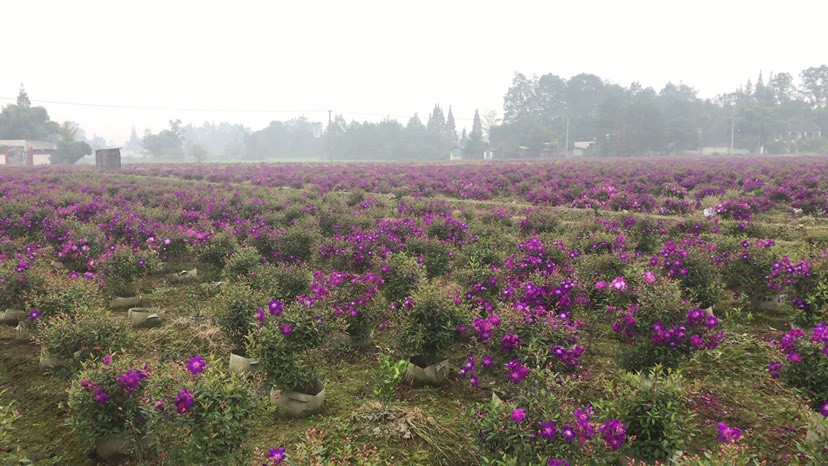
[800,65,828,108]
[142,120,185,160]
[0,103,58,140]
[466,109,485,157]
[503,73,537,124]
[445,106,457,141]
[17,84,31,107]
[426,104,446,135]
[51,121,92,164]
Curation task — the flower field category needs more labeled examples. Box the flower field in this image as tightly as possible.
[1,157,827,465]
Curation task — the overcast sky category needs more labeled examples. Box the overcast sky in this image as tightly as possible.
[3,1,826,145]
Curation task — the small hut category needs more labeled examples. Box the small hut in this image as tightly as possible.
[96,148,121,170]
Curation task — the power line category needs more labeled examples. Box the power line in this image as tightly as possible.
[0,96,478,121]
[0,96,328,114]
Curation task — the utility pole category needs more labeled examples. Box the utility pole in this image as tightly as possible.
[729,116,734,156]
[328,110,333,163]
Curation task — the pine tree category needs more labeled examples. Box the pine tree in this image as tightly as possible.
[426,104,446,135]
[466,109,485,158]
[446,106,457,141]
[17,84,31,107]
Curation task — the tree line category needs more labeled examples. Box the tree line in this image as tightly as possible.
[3,65,827,163]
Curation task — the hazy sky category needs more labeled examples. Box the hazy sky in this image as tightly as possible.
[3,1,826,144]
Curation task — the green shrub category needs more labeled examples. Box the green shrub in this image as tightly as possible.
[24,272,106,320]
[210,283,264,354]
[599,366,695,461]
[679,248,724,309]
[0,389,29,464]
[246,302,330,391]
[195,230,239,269]
[404,237,454,279]
[222,246,262,280]
[66,353,150,443]
[397,282,464,364]
[36,307,134,363]
[97,246,161,297]
[244,263,310,301]
[140,359,263,465]
[381,253,426,305]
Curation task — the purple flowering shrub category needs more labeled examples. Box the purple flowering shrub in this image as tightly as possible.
[767,253,828,326]
[768,325,828,411]
[0,255,47,309]
[380,253,426,305]
[716,237,779,303]
[23,271,106,322]
[311,269,384,340]
[467,371,627,465]
[139,356,262,465]
[611,276,724,371]
[66,354,151,442]
[246,297,333,391]
[597,365,695,461]
[95,245,161,297]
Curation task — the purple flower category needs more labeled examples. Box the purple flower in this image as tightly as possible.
[610,276,627,292]
[705,315,719,329]
[821,401,828,418]
[560,425,576,443]
[103,355,112,366]
[93,388,109,405]
[539,421,557,441]
[187,356,206,375]
[643,271,656,284]
[716,422,742,443]
[266,447,286,465]
[482,354,493,368]
[787,352,802,364]
[268,299,283,316]
[469,375,479,387]
[117,370,143,396]
[279,324,292,336]
[28,309,41,320]
[599,419,627,451]
[768,361,783,379]
[175,388,194,414]
[256,309,266,322]
[500,333,521,352]
[548,461,569,466]
[595,281,607,291]
[510,408,526,424]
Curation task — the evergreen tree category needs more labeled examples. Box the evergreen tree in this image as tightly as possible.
[426,104,446,135]
[446,105,457,141]
[17,84,31,107]
[466,109,485,158]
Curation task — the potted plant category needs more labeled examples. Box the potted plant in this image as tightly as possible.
[35,307,134,368]
[246,299,333,417]
[209,283,264,372]
[66,354,150,463]
[397,282,465,386]
[317,270,383,347]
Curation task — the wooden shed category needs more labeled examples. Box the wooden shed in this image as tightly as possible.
[95,148,121,170]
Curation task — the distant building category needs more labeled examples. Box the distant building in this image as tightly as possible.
[572,141,596,157]
[0,140,56,165]
[95,148,122,170]
[449,145,465,161]
[787,122,822,141]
